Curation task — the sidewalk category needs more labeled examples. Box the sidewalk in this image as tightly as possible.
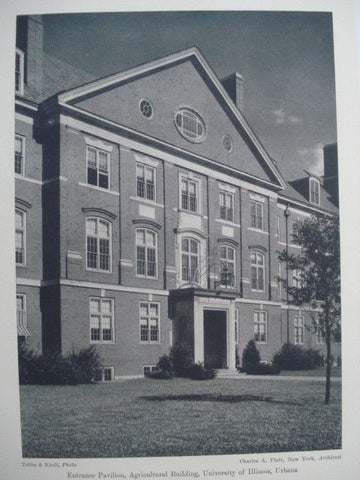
[217,372,342,382]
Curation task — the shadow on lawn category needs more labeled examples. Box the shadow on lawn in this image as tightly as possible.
[140,394,302,406]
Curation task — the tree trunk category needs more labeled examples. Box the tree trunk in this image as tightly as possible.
[325,330,332,405]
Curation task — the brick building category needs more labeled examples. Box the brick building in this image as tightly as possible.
[15,16,340,379]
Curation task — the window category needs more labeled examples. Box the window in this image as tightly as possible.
[181,177,198,212]
[294,316,305,344]
[15,209,25,266]
[95,367,114,381]
[219,191,234,222]
[87,145,109,189]
[139,302,160,343]
[136,163,155,201]
[222,135,233,152]
[276,216,281,241]
[90,298,114,343]
[136,229,157,278]
[219,245,235,288]
[254,310,267,343]
[175,108,206,142]
[250,251,265,291]
[16,294,29,338]
[278,263,282,296]
[309,178,320,205]
[250,200,263,230]
[139,99,154,119]
[86,218,111,272]
[15,135,25,175]
[292,268,302,288]
[181,237,200,284]
[15,49,24,95]
[143,365,159,376]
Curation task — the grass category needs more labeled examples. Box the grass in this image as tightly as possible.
[279,366,341,377]
[20,377,341,458]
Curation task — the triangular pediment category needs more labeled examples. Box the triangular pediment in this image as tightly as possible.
[58,48,285,189]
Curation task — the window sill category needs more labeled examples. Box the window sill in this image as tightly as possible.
[136,274,158,280]
[247,227,269,235]
[130,196,164,208]
[86,268,112,274]
[216,218,240,227]
[90,341,115,345]
[140,341,161,345]
[79,182,119,196]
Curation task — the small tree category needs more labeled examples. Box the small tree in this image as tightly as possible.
[279,214,340,404]
[242,340,261,371]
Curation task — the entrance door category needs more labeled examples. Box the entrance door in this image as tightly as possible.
[203,310,227,368]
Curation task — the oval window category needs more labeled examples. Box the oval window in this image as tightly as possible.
[174,108,206,143]
[139,99,154,119]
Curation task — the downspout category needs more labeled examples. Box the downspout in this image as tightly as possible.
[284,204,290,343]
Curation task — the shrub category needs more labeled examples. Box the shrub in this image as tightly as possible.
[245,363,281,375]
[241,340,260,371]
[18,344,102,385]
[273,343,323,370]
[187,362,216,380]
[146,369,173,380]
[169,342,193,377]
[157,354,173,374]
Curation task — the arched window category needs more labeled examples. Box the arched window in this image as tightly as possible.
[250,251,265,291]
[181,237,200,284]
[309,177,320,205]
[219,245,236,288]
[136,228,157,278]
[86,218,111,272]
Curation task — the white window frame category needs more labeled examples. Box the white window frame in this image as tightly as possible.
[16,294,28,337]
[15,209,26,266]
[89,297,114,344]
[250,200,264,230]
[136,228,158,279]
[250,251,265,292]
[309,177,320,206]
[294,316,305,345]
[278,262,282,296]
[179,174,200,213]
[181,236,201,285]
[315,319,325,344]
[15,134,25,176]
[292,268,302,288]
[254,310,267,344]
[136,162,156,202]
[234,308,239,344]
[139,301,160,344]
[86,145,110,190]
[143,365,159,376]
[219,244,236,288]
[219,190,234,222]
[86,217,112,273]
[95,366,114,382]
[15,48,24,95]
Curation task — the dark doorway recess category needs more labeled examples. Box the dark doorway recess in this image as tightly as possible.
[204,309,227,368]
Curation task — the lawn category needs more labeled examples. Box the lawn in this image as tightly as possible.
[20,377,341,458]
[279,366,342,377]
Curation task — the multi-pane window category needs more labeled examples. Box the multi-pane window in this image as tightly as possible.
[292,268,302,288]
[87,145,109,189]
[86,218,111,272]
[15,135,25,175]
[90,298,114,343]
[15,49,24,94]
[136,229,157,278]
[316,320,325,344]
[278,263,282,296]
[95,367,114,381]
[250,251,265,291]
[181,177,198,212]
[15,209,25,266]
[234,309,239,344]
[294,316,305,344]
[254,310,267,343]
[175,108,205,142]
[181,238,200,284]
[219,191,234,222]
[136,163,155,201]
[139,302,160,343]
[219,245,235,288]
[310,178,320,205]
[16,294,28,338]
[250,200,264,230]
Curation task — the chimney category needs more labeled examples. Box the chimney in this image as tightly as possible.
[221,72,244,112]
[16,15,43,98]
[323,143,338,206]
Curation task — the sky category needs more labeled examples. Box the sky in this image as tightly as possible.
[42,11,337,180]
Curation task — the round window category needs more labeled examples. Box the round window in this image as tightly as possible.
[139,99,154,119]
[174,108,206,143]
[222,135,233,152]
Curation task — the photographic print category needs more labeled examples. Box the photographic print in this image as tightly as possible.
[13,6,343,463]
